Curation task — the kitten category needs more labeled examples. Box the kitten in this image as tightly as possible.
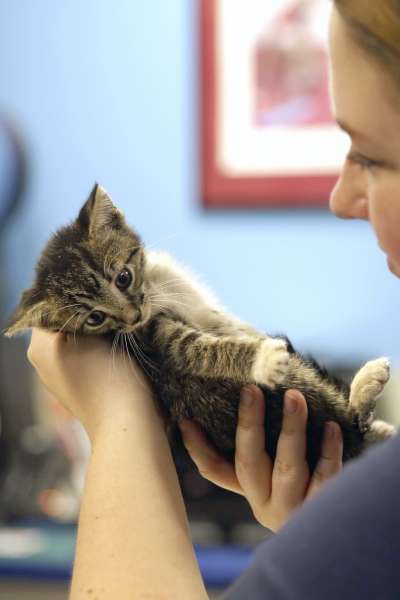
[5,184,395,470]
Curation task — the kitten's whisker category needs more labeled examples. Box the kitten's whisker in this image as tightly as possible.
[150,279,188,290]
[133,338,158,375]
[126,332,151,366]
[127,333,157,375]
[149,296,190,308]
[115,332,122,373]
[122,333,147,383]
[149,297,189,309]
[151,278,184,287]
[122,334,152,393]
[62,303,83,310]
[110,331,121,377]
[123,333,137,373]
[144,233,180,252]
[149,292,189,302]
[150,292,191,299]
[122,333,129,367]
[108,334,115,379]
[127,334,151,379]
[40,303,81,320]
[110,333,116,373]
[121,332,129,368]
[59,310,81,333]
[73,313,85,344]
[126,334,150,376]
[149,289,191,299]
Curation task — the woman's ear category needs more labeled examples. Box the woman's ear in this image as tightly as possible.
[77,183,125,238]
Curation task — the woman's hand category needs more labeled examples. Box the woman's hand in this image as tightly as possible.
[179,386,343,532]
[27,328,154,441]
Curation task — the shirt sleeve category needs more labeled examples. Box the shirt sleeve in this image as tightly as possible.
[223,432,400,600]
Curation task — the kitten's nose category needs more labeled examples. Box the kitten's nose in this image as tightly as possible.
[122,306,139,325]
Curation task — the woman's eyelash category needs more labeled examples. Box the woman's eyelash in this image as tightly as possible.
[347,151,383,170]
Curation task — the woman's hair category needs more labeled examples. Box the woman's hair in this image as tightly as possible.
[334,0,400,84]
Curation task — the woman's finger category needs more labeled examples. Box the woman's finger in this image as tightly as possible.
[179,420,242,494]
[307,421,343,499]
[234,386,273,509]
[271,390,309,509]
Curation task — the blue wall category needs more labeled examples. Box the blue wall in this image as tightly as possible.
[1,0,399,366]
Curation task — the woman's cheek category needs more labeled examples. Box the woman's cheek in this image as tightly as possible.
[369,178,400,268]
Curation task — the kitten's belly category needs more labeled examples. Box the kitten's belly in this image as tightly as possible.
[151,369,365,471]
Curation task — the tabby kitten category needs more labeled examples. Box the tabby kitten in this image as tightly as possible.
[5,184,395,470]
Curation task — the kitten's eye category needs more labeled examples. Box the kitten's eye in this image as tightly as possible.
[86,311,106,327]
[116,268,132,290]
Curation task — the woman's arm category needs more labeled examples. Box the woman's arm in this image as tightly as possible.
[28,329,208,600]
[71,401,207,599]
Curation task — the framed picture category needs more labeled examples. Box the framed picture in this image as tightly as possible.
[201,0,349,208]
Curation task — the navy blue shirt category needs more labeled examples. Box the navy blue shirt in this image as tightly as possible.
[224,433,400,599]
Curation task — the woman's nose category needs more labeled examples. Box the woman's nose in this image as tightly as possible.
[329,172,369,220]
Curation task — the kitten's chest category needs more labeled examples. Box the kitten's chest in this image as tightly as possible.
[152,279,216,330]
[145,251,223,331]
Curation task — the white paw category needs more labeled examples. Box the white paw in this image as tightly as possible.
[366,419,396,442]
[251,338,290,389]
[350,357,390,410]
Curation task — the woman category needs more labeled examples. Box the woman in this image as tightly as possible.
[27,2,400,598]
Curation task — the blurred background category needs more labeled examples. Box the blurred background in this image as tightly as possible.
[0,1,400,598]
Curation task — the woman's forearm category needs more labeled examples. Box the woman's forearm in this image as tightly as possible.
[69,392,208,600]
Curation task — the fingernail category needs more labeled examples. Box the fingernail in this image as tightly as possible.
[241,388,255,408]
[284,392,298,414]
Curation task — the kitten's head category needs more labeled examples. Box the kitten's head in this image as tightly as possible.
[5,184,151,338]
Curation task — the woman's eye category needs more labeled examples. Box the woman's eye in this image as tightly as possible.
[116,268,132,290]
[86,311,106,327]
[347,152,382,170]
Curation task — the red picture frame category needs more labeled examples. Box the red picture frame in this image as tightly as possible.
[200,0,347,208]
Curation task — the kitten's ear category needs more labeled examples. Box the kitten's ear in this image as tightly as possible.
[77,183,125,238]
[3,288,49,337]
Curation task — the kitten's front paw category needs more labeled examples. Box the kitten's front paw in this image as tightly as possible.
[251,338,290,389]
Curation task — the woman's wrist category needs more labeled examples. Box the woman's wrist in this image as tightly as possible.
[84,386,164,445]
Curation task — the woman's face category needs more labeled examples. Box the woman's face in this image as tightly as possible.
[329,8,400,277]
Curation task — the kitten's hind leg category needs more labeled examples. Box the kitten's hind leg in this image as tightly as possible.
[364,419,396,445]
[349,358,390,431]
